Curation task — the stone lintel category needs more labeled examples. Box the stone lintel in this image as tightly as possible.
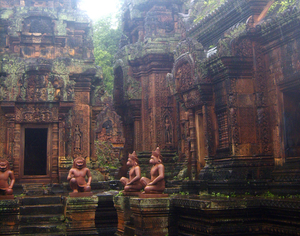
[1,101,15,114]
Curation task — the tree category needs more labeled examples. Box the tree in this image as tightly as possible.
[93,16,122,95]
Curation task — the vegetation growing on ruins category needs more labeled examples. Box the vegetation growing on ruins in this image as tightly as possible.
[268,0,297,15]
[93,16,122,95]
[191,0,226,23]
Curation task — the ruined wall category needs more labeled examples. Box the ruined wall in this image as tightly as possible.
[114,0,300,193]
[0,0,124,183]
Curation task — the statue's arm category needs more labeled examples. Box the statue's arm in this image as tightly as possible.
[128,166,141,185]
[148,164,164,185]
[8,171,15,189]
[86,168,92,186]
[67,169,74,181]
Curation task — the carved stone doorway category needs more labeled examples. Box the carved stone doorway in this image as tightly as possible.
[24,128,47,175]
[20,124,53,183]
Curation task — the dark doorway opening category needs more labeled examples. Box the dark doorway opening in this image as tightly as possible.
[283,91,300,157]
[24,128,48,175]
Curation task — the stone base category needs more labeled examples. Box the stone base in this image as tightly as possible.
[0,199,19,235]
[65,196,98,235]
[130,197,170,236]
[123,191,140,196]
[69,192,93,197]
[139,193,168,198]
[113,196,133,236]
[0,195,14,200]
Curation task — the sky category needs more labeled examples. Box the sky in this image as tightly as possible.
[78,0,120,22]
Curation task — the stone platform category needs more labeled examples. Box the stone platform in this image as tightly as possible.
[114,195,170,236]
[65,195,98,235]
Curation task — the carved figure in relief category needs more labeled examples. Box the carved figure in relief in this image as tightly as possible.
[67,157,92,193]
[74,125,81,152]
[165,116,172,144]
[140,147,165,194]
[0,159,15,195]
[120,151,143,192]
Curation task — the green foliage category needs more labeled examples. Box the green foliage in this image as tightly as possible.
[268,0,296,15]
[93,16,122,95]
[94,140,120,170]
[192,0,226,23]
[115,191,124,197]
[211,192,230,198]
[262,191,275,198]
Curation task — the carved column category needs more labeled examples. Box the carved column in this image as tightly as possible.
[130,100,142,151]
[188,109,197,180]
[58,102,73,181]
[6,114,15,159]
[52,123,59,182]
[58,114,66,161]
[13,123,21,179]
[134,117,141,151]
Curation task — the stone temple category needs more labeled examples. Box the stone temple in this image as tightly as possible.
[1,0,300,235]
[0,0,125,184]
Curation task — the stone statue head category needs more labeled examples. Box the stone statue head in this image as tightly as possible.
[0,159,10,172]
[73,157,86,169]
[127,151,138,166]
[151,147,162,164]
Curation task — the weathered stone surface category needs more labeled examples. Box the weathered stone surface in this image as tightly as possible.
[0,0,124,184]
[0,199,19,235]
[95,192,118,235]
[130,197,170,236]
[65,195,98,235]
[114,195,133,236]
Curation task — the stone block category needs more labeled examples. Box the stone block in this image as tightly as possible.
[0,199,19,235]
[130,197,170,236]
[113,196,133,236]
[65,195,98,235]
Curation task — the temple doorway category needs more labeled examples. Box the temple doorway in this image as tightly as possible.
[24,128,48,176]
[283,90,300,157]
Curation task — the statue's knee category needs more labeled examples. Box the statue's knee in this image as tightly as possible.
[120,177,127,186]
[70,178,77,184]
[85,186,91,192]
[144,186,151,193]
[6,189,13,195]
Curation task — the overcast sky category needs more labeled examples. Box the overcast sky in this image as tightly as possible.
[78,0,120,22]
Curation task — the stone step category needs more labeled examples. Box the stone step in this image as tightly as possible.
[20,214,65,224]
[21,196,62,206]
[20,204,64,215]
[164,187,181,194]
[124,224,135,236]
[19,224,66,234]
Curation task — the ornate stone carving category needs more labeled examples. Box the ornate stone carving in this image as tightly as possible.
[15,104,58,123]
[74,124,82,153]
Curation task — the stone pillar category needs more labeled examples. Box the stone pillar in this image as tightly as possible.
[113,196,134,236]
[0,199,20,235]
[130,197,170,236]
[52,123,59,182]
[134,116,141,151]
[65,196,98,235]
[13,123,21,179]
[188,109,197,180]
